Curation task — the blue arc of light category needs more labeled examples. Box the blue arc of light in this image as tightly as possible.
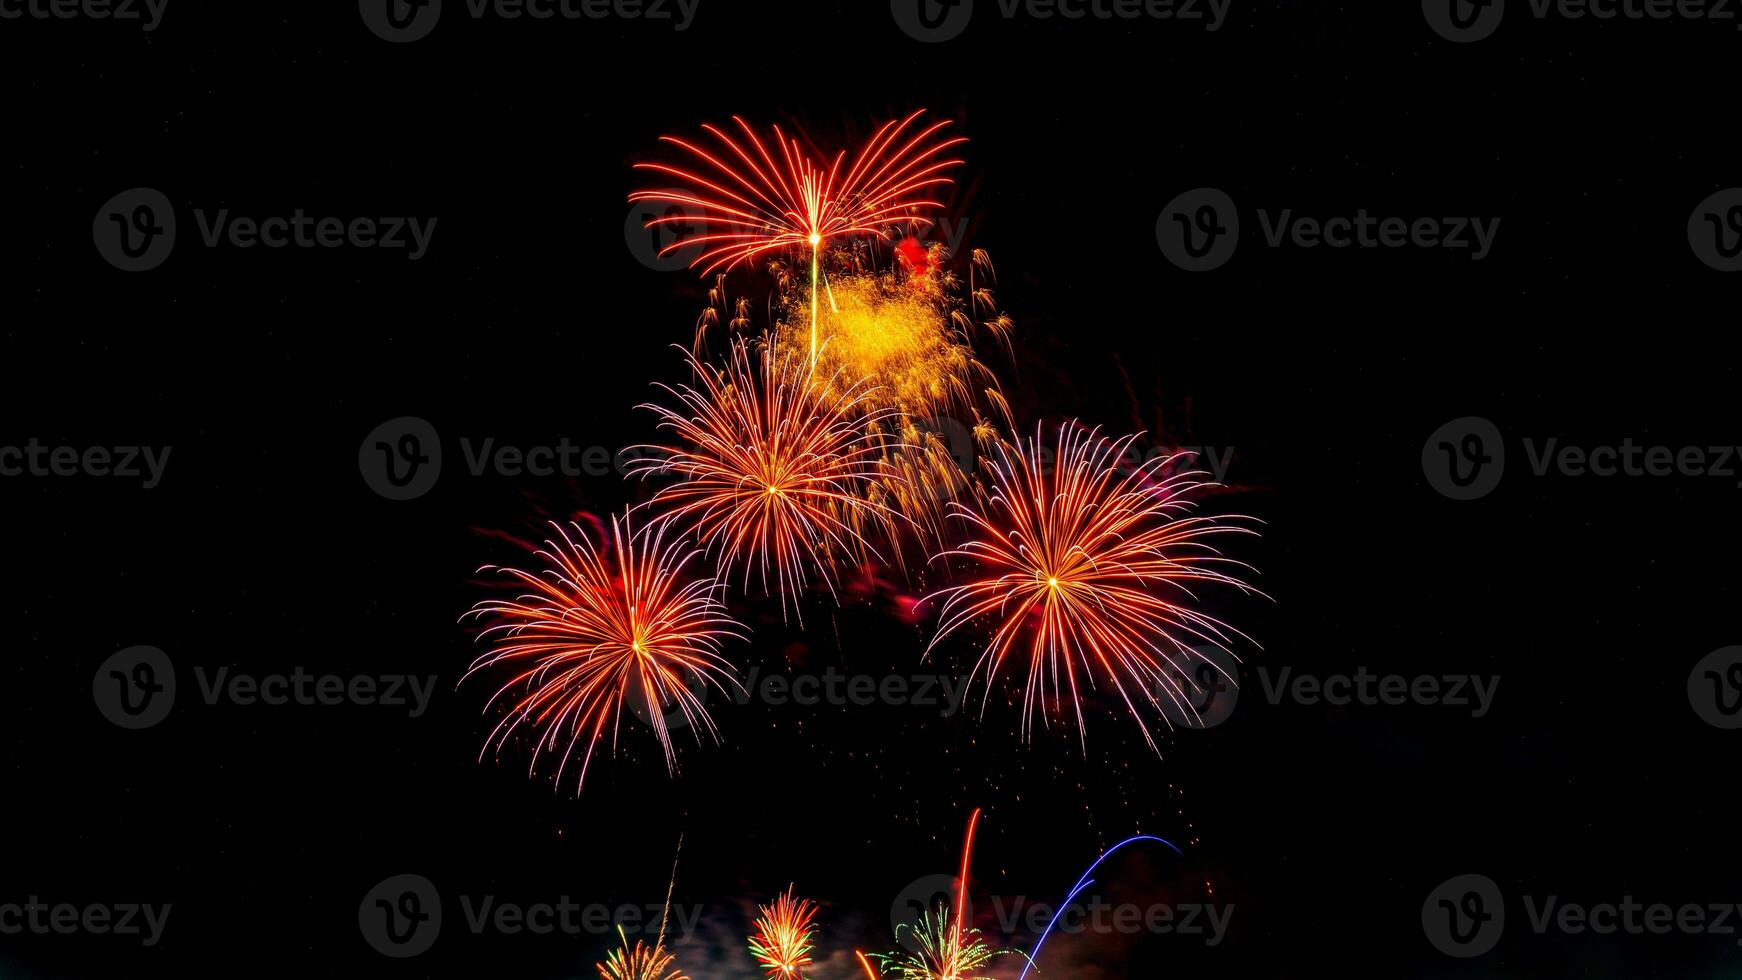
[1019,834,1183,979]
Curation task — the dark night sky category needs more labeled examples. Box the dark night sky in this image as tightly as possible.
[3,1,1740,976]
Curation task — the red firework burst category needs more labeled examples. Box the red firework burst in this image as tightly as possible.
[925,422,1262,752]
[629,110,966,275]
[462,514,746,793]
[630,338,901,620]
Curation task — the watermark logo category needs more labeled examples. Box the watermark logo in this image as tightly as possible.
[362,0,699,40]
[625,200,704,272]
[360,874,442,958]
[93,645,176,730]
[627,667,712,733]
[93,188,176,272]
[1424,874,1505,957]
[1423,416,1505,500]
[1689,188,1742,272]
[1,440,172,488]
[894,217,973,258]
[908,414,979,503]
[191,210,437,258]
[359,0,442,41]
[93,648,438,729]
[0,898,172,947]
[0,0,167,29]
[1155,644,1240,729]
[1258,667,1500,718]
[1427,0,1740,42]
[891,0,974,41]
[358,874,702,957]
[891,875,968,953]
[1157,188,1239,272]
[94,191,436,270]
[360,417,443,500]
[1422,0,1504,42]
[1427,874,1742,955]
[1160,189,1501,270]
[631,666,972,734]
[360,418,670,500]
[988,896,1234,945]
[1689,646,1742,729]
[1426,417,1742,499]
[894,0,1228,41]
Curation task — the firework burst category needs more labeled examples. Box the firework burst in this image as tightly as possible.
[462,514,746,793]
[630,110,966,277]
[925,422,1262,752]
[775,262,1008,555]
[630,337,902,619]
[878,809,1013,980]
[884,909,1003,980]
[600,932,689,980]
[631,110,966,364]
[778,266,999,423]
[747,886,820,979]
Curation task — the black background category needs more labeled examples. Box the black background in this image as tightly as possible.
[3,0,1739,976]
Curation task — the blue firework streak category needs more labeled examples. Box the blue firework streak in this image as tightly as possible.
[1019,835,1184,979]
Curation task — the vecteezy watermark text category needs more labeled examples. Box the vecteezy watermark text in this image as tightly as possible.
[988,896,1234,944]
[359,416,673,501]
[357,874,704,958]
[1424,0,1742,44]
[93,645,438,730]
[891,0,1231,43]
[0,898,171,947]
[359,0,699,42]
[1256,666,1500,718]
[0,0,167,29]
[0,440,170,488]
[636,665,972,732]
[93,188,437,271]
[1424,416,1742,500]
[1158,189,1500,271]
[1425,874,1742,958]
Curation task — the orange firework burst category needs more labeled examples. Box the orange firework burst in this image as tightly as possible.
[747,886,820,978]
[630,110,966,276]
[684,244,1014,560]
[599,933,689,980]
[926,423,1262,752]
[462,514,746,794]
[630,337,902,619]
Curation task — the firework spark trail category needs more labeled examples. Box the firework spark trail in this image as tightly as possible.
[925,422,1263,753]
[747,886,820,978]
[462,514,746,794]
[1018,835,1182,979]
[879,808,1012,980]
[630,337,907,621]
[951,808,980,961]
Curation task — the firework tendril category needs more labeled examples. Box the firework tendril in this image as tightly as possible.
[463,515,746,794]
[926,422,1263,753]
[631,338,904,621]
